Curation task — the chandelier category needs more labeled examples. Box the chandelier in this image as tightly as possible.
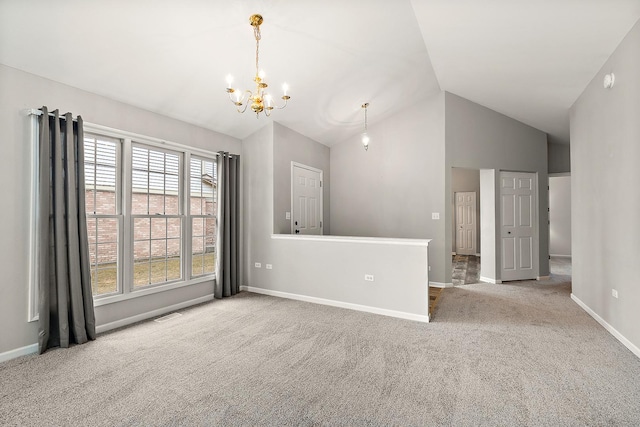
[225,14,290,117]
[361,103,370,151]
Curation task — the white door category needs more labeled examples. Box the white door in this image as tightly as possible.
[291,163,323,235]
[500,172,537,281]
[455,192,477,255]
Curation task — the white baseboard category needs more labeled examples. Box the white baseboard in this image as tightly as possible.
[242,286,430,323]
[480,276,502,284]
[0,343,38,364]
[429,281,453,288]
[96,295,214,334]
[537,275,551,280]
[571,294,640,360]
[550,254,572,259]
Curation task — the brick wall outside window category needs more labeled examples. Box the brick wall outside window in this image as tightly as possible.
[87,190,216,265]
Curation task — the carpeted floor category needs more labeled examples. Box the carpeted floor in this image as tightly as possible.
[1,273,639,426]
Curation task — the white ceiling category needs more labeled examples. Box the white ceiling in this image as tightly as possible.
[1,0,639,146]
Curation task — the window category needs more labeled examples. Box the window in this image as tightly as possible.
[80,130,218,302]
[29,118,221,318]
[190,157,217,277]
[131,145,183,287]
[84,134,121,297]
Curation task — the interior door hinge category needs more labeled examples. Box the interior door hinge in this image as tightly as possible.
[320,221,323,228]
[320,181,322,188]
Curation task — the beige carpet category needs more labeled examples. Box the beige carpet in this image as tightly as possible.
[1,274,639,426]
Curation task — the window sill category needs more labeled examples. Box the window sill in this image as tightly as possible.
[93,275,215,307]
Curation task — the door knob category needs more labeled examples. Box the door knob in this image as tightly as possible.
[295,229,300,234]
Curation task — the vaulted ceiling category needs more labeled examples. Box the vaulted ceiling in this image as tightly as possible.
[1,0,639,146]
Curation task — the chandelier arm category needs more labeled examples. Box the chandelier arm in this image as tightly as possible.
[273,96,289,110]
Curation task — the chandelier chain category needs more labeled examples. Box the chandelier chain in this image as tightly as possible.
[254,26,261,77]
[365,107,368,131]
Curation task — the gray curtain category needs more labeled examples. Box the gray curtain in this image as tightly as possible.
[214,152,240,298]
[38,107,96,354]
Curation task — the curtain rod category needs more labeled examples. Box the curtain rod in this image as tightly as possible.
[24,109,239,158]
[25,108,80,122]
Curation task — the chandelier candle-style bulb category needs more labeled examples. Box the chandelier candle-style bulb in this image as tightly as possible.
[225,14,290,117]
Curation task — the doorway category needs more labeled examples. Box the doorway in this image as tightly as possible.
[452,168,481,285]
[549,174,572,277]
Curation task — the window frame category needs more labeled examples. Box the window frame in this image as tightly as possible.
[129,142,185,291]
[84,133,123,299]
[27,112,222,320]
[189,155,218,279]
[93,129,219,308]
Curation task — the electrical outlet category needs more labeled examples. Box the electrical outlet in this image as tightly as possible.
[266,264,273,270]
[612,289,618,298]
[364,274,374,282]
[432,212,440,220]
[285,212,291,220]
[254,262,261,268]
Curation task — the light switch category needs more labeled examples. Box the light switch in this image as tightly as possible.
[285,212,291,220]
[432,212,440,220]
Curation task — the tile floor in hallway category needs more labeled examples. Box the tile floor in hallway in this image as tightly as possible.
[451,255,571,286]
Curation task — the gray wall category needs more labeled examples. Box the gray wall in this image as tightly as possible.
[548,142,571,174]
[273,123,330,234]
[242,122,430,317]
[570,19,640,351]
[549,176,571,257]
[0,64,240,355]
[451,168,481,253]
[329,94,447,284]
[242,123,274,288]
[445,92,549,283]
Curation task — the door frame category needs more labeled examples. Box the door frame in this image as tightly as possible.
[290,162,324,235]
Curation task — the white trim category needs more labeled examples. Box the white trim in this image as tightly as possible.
[475,253,481,257]
[27,114,39,322]
[241,286,430,323]
[536,275,551,280]
[550,254,572,259]
[96,294,214,334]
[94,276,214,307]
[0,343,38,364]
[549,172,571,177]
[271,234,431,247]
[429,281,453,288]
[571,294,640,360]
[480,276,502,284]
